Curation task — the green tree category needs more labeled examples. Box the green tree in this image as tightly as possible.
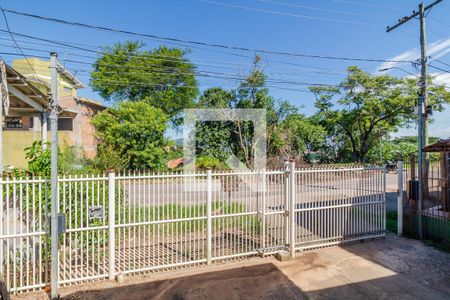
[366,136,441,164]
[193,57,296,168]
[232,56,296,167]
[91,41,198,125]
[279,114,327,163]
[92,101,168,170]
[311,66,450,163]
[195,87,234,161]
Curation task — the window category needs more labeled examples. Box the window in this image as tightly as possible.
[48,118,73,131]
[63,86,73,95]
[58,118,73,131]
[5,117,23,128]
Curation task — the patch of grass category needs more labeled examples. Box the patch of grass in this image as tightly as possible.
[122,200,261,235]
[387,211,450,253]
[423,239,450,254]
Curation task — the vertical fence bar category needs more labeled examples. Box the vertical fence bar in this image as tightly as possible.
[108,171,116,280]
[397,161,404,236]
[289,161,296,258]
[261,169,266,251]
[383,168,387,234]
[206,169,212,264]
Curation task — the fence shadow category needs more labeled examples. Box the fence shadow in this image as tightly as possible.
[61,263,305,300]
[59,237,450,300]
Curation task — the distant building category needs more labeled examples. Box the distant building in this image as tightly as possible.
[1,58,104,169]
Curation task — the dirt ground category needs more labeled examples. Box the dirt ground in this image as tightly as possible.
[12,233,450,300]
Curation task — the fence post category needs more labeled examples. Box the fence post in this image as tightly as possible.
[108,170,115,280]
[261,169,266,251]
[289,161,296,258]
[397,160,404,236]
[206,168,212,265]
[284,161,289,247]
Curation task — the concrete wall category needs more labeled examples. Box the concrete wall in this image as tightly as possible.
[3,131,71,169]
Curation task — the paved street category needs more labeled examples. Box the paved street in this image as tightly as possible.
[123,172,392,211]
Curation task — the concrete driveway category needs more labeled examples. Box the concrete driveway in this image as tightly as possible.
[15,233,450,300]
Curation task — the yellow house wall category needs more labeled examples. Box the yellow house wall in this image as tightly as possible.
[12,58,76,97]
[3,131,71,169]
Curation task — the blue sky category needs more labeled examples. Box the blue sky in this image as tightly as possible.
[1,0,449,138]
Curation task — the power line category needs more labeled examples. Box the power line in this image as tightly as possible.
[197,0,380,26]
[1,8,414,63]
[0,6,39,78]
[429,16,450,28]
[431,58,450,69]
[429,64,450,73]
[90,79,314,94]
[0,40,351,77]
[331,0,404,10]
[0,28,369,75]
[252,0,378,18]
[0,28,383,80]
[0,51,342,90]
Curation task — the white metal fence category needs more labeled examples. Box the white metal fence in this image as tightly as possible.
[0,165,386,293]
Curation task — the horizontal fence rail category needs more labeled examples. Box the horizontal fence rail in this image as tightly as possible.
[0,166,386,293]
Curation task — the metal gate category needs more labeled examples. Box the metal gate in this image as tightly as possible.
[0,165,386,293]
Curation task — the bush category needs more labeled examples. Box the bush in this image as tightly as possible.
[196,156,222,170]
[24,140,52,176]
[92,101,168,171]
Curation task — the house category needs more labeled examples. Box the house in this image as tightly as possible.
[1,58,104,170]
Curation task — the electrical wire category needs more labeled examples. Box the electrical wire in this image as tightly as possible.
[429,16,450,28]
[0,41,352,78]
[198,0,381,26]
[0,51,341,91]
[1,8,414,63]
[0,6,39,78]
[431,58,450,69]
[429,64,450,73]
[250,0,378,18]
[330,0,404,10]
[0,28,372,75]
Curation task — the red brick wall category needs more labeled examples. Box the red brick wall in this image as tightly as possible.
[59,95,103,159]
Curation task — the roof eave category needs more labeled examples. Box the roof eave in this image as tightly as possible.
[57,62,86,89]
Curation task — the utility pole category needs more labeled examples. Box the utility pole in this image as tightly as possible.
[50,52,59,299]
[386,0,443,239]
[419,3,429,148]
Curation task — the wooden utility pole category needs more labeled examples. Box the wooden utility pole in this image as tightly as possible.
[387,0,444,145]
[386,0,444,239]
[419,3,429,147]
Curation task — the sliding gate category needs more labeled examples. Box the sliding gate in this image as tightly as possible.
[1,166,385,293]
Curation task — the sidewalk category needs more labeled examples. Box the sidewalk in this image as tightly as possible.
[14,233,450,300]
